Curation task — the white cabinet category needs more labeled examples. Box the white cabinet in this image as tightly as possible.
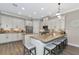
[17,19,25,30]
[25,20,32,26]
[0,34,5,43]
[33,20,40,34]
[12,18,25,30]
[0,33,23,44]
[0,34,9,43]
[0,15,25,44]
[47,16,65,31]
[1,16,13,29]
[0,15,25,30]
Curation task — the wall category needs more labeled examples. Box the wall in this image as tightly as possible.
[65,10,79,47]
[47,10,79,47]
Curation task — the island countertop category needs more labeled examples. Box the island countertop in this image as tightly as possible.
[25,33,66,55]
[30,33,65,43]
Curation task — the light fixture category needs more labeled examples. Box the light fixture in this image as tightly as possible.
[56,3,61,19]
[22,7,25,10]
[41,8,44,10]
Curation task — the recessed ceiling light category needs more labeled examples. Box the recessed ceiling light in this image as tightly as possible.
[22,7,25,10]
[41,8,44,10]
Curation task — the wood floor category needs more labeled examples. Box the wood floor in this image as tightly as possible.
[61,46,79,55]
[0,41,24,55]
[0,41,79,55]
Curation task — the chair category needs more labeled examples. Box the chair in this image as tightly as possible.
[52,37,67,54]
[23,36,36,55]
[52,40,63,54]
[44,43,57,55]
[60,38,67,49]
[24,43,36,55]
[56,37,67,49]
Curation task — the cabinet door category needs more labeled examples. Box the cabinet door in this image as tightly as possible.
[17,19,25,29]
[12,18,18,28]
[17,33,23,40]
[33,20,40,34]
[12,18,25,30]
[0,34,8,44]
[1,16,13,28]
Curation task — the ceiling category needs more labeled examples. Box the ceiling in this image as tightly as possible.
[0,3,79,19]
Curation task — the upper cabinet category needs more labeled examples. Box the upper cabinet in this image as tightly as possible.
[0,15,13,29]
[25,20,33,26]
[12,18,25,30]
[0,15,25,30]
[33,20,40,34]
[47,16,65,31]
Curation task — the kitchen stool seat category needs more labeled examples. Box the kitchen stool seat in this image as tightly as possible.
[25,43,35,49]
[56,38,67,49]
[52,41,63,54]
[44,43,57,55]
[24,43,36,55]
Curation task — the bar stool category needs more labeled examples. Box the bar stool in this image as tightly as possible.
[52,41,63,54]
[23,36,36,55]
[61,38,67,49]
[44,43,57,55]
[57,37,67,49]
[24,43,36,55]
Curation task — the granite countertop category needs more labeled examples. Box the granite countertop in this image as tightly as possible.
[30,33,65,43]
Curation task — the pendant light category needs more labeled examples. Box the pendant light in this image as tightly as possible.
[56,3,61,19]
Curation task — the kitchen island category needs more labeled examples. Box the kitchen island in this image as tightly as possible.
[25,33,67,55]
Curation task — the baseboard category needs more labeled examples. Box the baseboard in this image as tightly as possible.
[68,43,79,48]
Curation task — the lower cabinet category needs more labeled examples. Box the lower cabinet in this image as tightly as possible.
[0,33,23,44]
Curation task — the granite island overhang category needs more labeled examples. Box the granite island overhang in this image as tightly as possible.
[30,33,66,43]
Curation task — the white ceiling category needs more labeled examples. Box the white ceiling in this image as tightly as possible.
[0,3,79,19]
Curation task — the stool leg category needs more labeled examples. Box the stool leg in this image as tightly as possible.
[24,46,29,55]
[34,48,36,55]
[52,47,58,55]
[64,39,67,49]
[59,44,63,53]
[44,47,45,55]
[30,47,36,55]
[44,47,50,55]
[61,42,64,50]
[56,45,62,54]
[24,46,25,55]
[65,39,68,47]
